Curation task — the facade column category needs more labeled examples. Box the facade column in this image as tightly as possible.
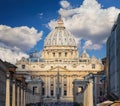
[69,76,73,96]
[17,82,20,106]
[12,79,16,106]
[84,80,93,106]
[61,76,64,97]
[48,77,50,97]
[87,80,93,106]
[84,85,88,106]
[23,89,26,106]
[27,92,29,105]
[25,92,27,105]
[45,76,48,96]
[54,76,56,97]
[67,76,70,96]
[21,84,24,106]
[40,80,43,103]
[5,72,10,106]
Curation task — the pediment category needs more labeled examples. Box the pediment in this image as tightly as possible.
[90,56,98,63]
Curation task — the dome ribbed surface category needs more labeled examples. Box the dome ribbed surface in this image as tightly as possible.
[44,16,76,47]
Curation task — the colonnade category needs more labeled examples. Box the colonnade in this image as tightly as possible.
[5,72,26,106]
[43,75,74,101]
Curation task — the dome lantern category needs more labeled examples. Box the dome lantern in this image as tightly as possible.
[55,15,65,29]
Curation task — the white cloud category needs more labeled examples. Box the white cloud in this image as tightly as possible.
[0,25,43,63]
[83,40,102,50]
[47,19,56,30]
[0,47,29,64]
[48,0,120,50]
[60,0,70,9]
[0,25,43,51]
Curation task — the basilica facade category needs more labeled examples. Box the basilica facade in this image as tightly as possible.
[16,16,104,103]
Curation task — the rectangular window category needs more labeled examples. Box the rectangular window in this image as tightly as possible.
[83,60,86,62]
[51,90,54,96]
[100,87,103,96]
[64,90,67,96]
[42,88,45,95]
[53,53,55,57]
[51,84,53,86]
[59,52,61,57]
[65,52,67,57]
[64,66,66,68]
[22,65,25,69]
[92,64,95,69]
[33,86,37,95]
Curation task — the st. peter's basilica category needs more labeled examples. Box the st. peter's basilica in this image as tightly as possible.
[16,16,104,103]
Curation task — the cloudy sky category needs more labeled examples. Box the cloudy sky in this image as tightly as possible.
[0,0,120,64]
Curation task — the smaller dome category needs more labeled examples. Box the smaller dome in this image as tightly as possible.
[29,50,39,62]
[30,50,39,58]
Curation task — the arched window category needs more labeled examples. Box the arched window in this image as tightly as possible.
[51,84,54,86]
[65,52,67,57]
[59,52,61,57]
[53,52,55,57]
[64,66,66,68]
[64,84,67,86]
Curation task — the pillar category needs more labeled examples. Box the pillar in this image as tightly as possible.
[84,85,88,106]
[69,76,73,96]
[87,80,93,106]
[12,79,16,106]
[21,85,24,106]
[54,76,56,97]
[67,76,70,96]
[69,76,71,96]
[84,80,93,106]
[40,81,42,103]
[17,82,20,106]
[23,89,26,106]
[5,72,10,106]
[48,77,50,96]
[25,92,27,104]
[61,76,63,97]
[45,76,48,96]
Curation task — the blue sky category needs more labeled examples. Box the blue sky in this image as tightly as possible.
[0,0,120,63]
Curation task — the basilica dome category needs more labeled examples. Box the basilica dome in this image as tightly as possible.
[44,16,76,47]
